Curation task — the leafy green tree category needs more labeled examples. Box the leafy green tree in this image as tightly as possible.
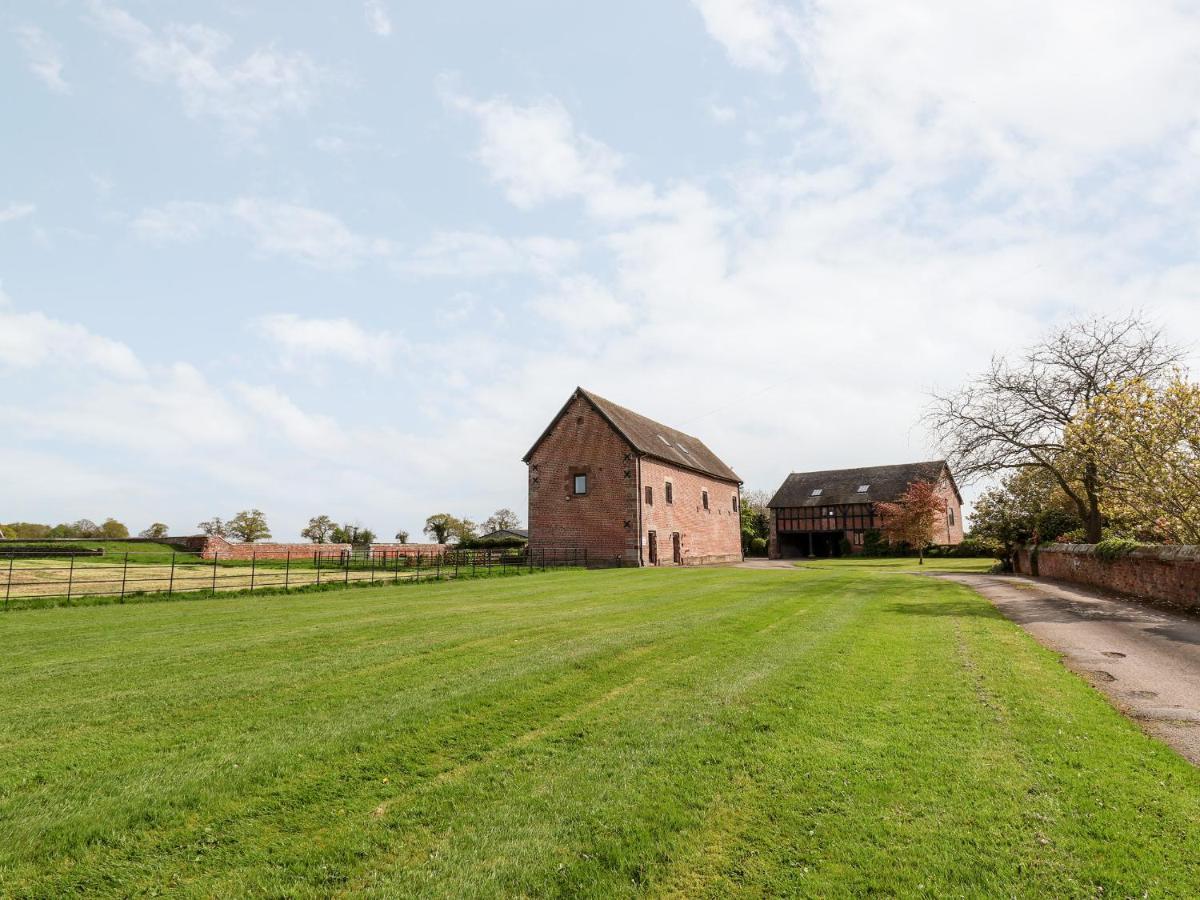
[139,523,169,539]
[226,510,271,543]
[99,518,129,539]
[331,523,376,545]
[739,489,771,555]
[969,467,1081,559]
[301,515,336,544]
[424,514,476,544]
[482,508,522,534]
[1068,373,1200,544]
[197,517,227,537]
[424,514,455,543]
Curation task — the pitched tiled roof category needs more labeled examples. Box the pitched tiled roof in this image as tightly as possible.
[524,387,741,484]
[768,460,956,508]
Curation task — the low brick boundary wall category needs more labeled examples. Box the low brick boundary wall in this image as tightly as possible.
[1014,543,1200,614]
[167,536,448,560]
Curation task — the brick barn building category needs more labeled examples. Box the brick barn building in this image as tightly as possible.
[524,387,743,566]
[768,460,963,558]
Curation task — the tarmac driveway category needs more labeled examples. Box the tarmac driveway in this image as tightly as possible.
[943,573,1200,765]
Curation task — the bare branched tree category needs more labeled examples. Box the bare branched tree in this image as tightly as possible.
[926,314,1183,542]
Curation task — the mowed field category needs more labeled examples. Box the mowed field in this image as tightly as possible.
[2,565,1199,897]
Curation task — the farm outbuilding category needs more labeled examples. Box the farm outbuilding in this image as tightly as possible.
[768,460,963,558]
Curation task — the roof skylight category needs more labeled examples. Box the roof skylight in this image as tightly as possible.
[811,488,823,496]
[857,484,870,492]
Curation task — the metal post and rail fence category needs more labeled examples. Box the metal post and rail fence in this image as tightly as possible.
[0,546,591,611]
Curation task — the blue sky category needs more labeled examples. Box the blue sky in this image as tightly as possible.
[3,0,1199,540]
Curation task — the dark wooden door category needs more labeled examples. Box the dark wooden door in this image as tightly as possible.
[648,531,658,565]
[672,532,681,564]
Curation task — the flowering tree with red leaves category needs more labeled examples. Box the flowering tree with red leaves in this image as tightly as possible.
[875,480,944,565]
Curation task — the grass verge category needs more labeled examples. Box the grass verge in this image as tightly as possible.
[0,566,1196,896]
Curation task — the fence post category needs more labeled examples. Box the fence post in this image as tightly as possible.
[284,550,291,592]
[66,554,75,605]
[168,552,176,597]
[5,555,13,611]
[119,551,129,603]
[416,551,421,582]
[437,552,442,580]
[370,549,376,583]
[211,551,219,596]
[471,551,476,578]
[454,552,459,579]
[344,551,350,587]
[316,551,322,586]
[542,547,546,572]
[529,548,533,574]
[250,552,257,593]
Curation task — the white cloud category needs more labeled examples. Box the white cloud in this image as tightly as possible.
[691,0,801,73]
[132,198,392,270]
[530,276,633,330]
[0,290,145,379]
[799,0,1200,174]
[0,203,36,224]
[251,313,403,373]
[401,230,578,277]
[88,2,325,139]
[13,25,70,93]
[230,199,391,270]
[364,0,393,37]
[235,383,349,454]
[444,86,659,219]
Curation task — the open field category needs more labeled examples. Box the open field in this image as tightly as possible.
[2,565,1198,896]
[1,550,554,609]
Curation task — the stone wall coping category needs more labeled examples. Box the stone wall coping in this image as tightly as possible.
[1034,543,1200,562]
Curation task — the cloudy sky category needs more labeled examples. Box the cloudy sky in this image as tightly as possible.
[3,1,1199,539]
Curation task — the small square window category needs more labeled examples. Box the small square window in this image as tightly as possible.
[665,482,673,504]
[645,485,653,505]
[573,474,588,495]
[811,488,823,496]
[856,484,870,493]
[702,490,709,510]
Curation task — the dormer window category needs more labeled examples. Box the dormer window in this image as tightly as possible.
[810,488,823,496]
[857,484,870,493]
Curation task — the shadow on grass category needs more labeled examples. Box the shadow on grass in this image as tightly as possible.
[884,600,1006,619]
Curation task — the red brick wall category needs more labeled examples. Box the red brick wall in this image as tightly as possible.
[1014,544,1200,614]
[527,394,641,564]
[934,474,965,545]
[640,458,742,566]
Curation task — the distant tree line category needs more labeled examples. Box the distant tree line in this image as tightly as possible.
[2,518,132,540]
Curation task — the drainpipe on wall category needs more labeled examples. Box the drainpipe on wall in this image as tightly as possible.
[635,451,644,567]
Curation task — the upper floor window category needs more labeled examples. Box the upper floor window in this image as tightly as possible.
[574,474,588,495]
[665,481,673,504]
[948,507,955,526]
[702,490,709,510]
[732,495,739,512]
[645,485,653,505]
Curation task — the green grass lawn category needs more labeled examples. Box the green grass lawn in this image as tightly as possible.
[1,567,1197,897]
